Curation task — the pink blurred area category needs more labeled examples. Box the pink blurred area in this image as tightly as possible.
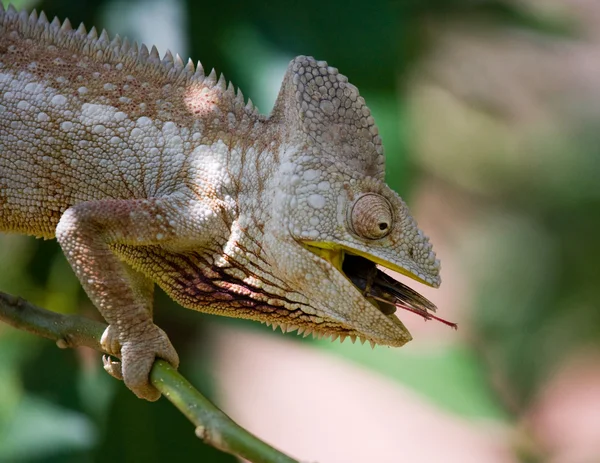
[527,352,600,463]
[383,181,475,347]
[211,325,515,463]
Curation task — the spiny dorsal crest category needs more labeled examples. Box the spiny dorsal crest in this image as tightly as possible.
[273,55,385,179]
[0,4,260,117]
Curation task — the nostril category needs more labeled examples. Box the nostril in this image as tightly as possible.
[408,247,415,259]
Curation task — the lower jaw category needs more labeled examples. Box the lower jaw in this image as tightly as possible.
[303,243,393,312]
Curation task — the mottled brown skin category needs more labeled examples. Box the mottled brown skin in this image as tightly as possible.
[0,5,442,400]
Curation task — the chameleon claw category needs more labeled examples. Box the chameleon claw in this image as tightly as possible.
[102,354,123,380]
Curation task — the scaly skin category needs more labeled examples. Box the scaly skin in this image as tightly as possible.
[0,5,442,400]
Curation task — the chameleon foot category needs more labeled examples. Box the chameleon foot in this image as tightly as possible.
[100,323,180,401]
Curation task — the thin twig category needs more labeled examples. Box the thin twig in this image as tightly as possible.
[0,291,299,463]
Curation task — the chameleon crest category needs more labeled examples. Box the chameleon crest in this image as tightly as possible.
[0,5,445,401]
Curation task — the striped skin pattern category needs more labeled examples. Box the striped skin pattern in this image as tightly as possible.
[0,5,441,400]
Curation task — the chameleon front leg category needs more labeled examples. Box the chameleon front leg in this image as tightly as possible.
[99,264,157,386]
[55,196,191,401]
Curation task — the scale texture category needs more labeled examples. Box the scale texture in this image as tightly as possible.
[0,5,441,400]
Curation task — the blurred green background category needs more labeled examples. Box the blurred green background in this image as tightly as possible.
[1,0,599,462]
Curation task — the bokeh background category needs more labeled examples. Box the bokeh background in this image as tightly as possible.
[1,0,599,461]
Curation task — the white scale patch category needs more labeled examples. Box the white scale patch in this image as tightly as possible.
[303,169,319,181]
[307,194,326,209]
[16,100,30,110]
[191,141,232,190]
[50,94,67,106]
[80,103,118,125]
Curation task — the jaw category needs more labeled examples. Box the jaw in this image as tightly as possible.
[300,241,439,346]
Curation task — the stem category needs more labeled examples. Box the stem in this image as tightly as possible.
[0,291,298,463]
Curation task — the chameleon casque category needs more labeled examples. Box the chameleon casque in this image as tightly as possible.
[0,5,443,401]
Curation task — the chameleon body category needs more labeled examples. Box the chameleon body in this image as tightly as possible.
[0,5,441,400]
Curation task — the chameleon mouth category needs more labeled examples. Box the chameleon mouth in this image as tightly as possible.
[305,244,456,329]
[343,254,456,327]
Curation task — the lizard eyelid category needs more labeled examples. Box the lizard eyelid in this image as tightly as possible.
[348,193,393,240]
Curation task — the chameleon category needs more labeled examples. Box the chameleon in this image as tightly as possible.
[0,5,444,401]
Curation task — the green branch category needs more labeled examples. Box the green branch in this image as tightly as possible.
[0,291,299,463]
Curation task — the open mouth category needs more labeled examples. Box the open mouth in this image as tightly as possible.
[306,245,457,329]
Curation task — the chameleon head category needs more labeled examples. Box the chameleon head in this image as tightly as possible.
[266,56,442,346]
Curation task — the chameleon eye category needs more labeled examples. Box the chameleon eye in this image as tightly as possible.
[349,194,393,240]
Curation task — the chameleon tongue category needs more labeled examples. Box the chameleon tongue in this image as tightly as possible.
[367,293,458,330]
[342,254,455,327]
